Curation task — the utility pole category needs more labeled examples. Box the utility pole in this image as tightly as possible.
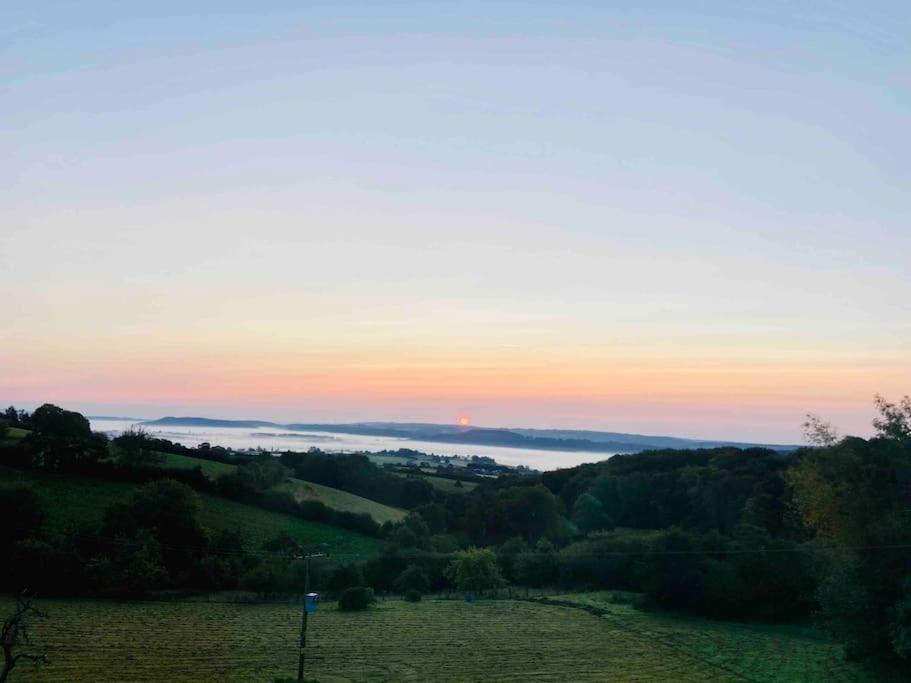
[297,551,326,682]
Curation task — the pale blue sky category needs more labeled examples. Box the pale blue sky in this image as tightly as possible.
[2,1,909,440]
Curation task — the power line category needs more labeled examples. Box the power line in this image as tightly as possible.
[37,533,911,564]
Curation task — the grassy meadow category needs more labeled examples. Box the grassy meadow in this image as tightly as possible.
[160,451,238,478]
[274,478,406,524]
[158,452,406,523]
[412,473,478,493]
[3,595,883,683]
[0,466,380,558]
[5,426,29,439]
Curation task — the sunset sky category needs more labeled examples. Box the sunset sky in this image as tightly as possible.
[2,1,909,442]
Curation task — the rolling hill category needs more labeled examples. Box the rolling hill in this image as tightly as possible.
[158,451,406,523]
[0,465,380,558]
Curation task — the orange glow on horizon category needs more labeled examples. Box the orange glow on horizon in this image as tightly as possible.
[458,416,470,426]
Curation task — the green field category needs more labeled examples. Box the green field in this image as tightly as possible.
[274,478,406,524]
[367,454,418,466]
[197,495,379,557]
[1,595,884,682]
[542,593,898,682]
[415,474,478,493]
[386,469,478,493]
[0,467,379,558]
[160,451,238,478]
[6,426,29,439]
[158,452,406,523]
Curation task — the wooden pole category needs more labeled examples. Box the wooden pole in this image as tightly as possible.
[297,553,325,682]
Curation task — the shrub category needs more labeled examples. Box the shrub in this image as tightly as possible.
[404,589,422,602]
[338,586,375,611]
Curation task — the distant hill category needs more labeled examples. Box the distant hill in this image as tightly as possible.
[136,416,798,453]
[87,415,143,421]
[144,416,279,429]
[422,428,643,453]
[507,427,797,451]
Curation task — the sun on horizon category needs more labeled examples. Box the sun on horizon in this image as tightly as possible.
[458,416,471,426]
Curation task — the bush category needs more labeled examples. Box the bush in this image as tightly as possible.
[338,586,375,611]
[404,589,422,602]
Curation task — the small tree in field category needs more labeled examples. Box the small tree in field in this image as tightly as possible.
[1,594,47,683]
[445,548,504,597]
[114,427,164,468]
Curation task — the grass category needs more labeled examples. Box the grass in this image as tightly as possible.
[367,454,417,466]
[6,426,28,439]
[274,479,406,524]
[0,466,379,559]
[540,592,893,682]
[1,595,891,682]
[388,469,478,493]
[197,496,379,557]
[159,451,237,478]
[416,474,478,493]
[368,453,470,470]
[158,452,405,523]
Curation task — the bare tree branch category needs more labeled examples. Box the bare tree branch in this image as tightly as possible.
[1,593,47,683]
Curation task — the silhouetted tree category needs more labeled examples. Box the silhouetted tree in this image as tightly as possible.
[102,480,207,578]
[788,396,911,660]
[873,394,911,441]
[1,594,47,683]
[25,404,107,470]
[113,427,164,468]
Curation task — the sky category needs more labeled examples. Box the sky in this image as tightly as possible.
[2,1,909,442]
